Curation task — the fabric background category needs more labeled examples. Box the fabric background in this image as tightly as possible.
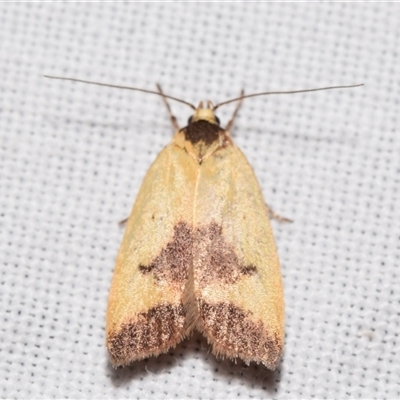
[1,2,399,399]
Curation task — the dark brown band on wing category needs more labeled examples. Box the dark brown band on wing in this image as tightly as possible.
[139,221,256,287]
[139,222,192,287]
[199,301,282,370]
[194,221,257,287]
[107,303,186,367]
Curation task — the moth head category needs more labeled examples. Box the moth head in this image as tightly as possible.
[188,101,220,126]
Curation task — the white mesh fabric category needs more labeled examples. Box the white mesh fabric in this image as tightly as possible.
[1,3,399,399]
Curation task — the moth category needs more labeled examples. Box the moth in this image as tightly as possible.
[108,90,285,370]
[45,75,362,369]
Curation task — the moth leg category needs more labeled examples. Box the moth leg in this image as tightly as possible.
[118,217,128,226]
[225,89,245,132]
[156,83,180,131]
[265,203,293,223]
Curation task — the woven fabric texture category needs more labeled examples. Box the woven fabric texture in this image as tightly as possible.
[1,3,399,399]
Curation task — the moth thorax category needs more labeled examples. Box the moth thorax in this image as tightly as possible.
[191,101,218,125]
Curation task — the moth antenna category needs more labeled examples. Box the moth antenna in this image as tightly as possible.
[213,83,364,110]
[43,75,196,110]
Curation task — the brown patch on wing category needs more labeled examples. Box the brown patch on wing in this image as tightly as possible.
[183,120,222,145]
[107,304,186,367]
[139,222,192,288]
[139,221,254,288]
[194,222,257,287]
[199,301,283,370]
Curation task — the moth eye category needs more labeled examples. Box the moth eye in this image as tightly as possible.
[215,115,220,125]
[188,116,193,124]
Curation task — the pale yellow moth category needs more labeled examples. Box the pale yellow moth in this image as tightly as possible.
[45,76,362,369]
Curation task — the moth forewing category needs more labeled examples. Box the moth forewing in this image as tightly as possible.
[191,142,284,369]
